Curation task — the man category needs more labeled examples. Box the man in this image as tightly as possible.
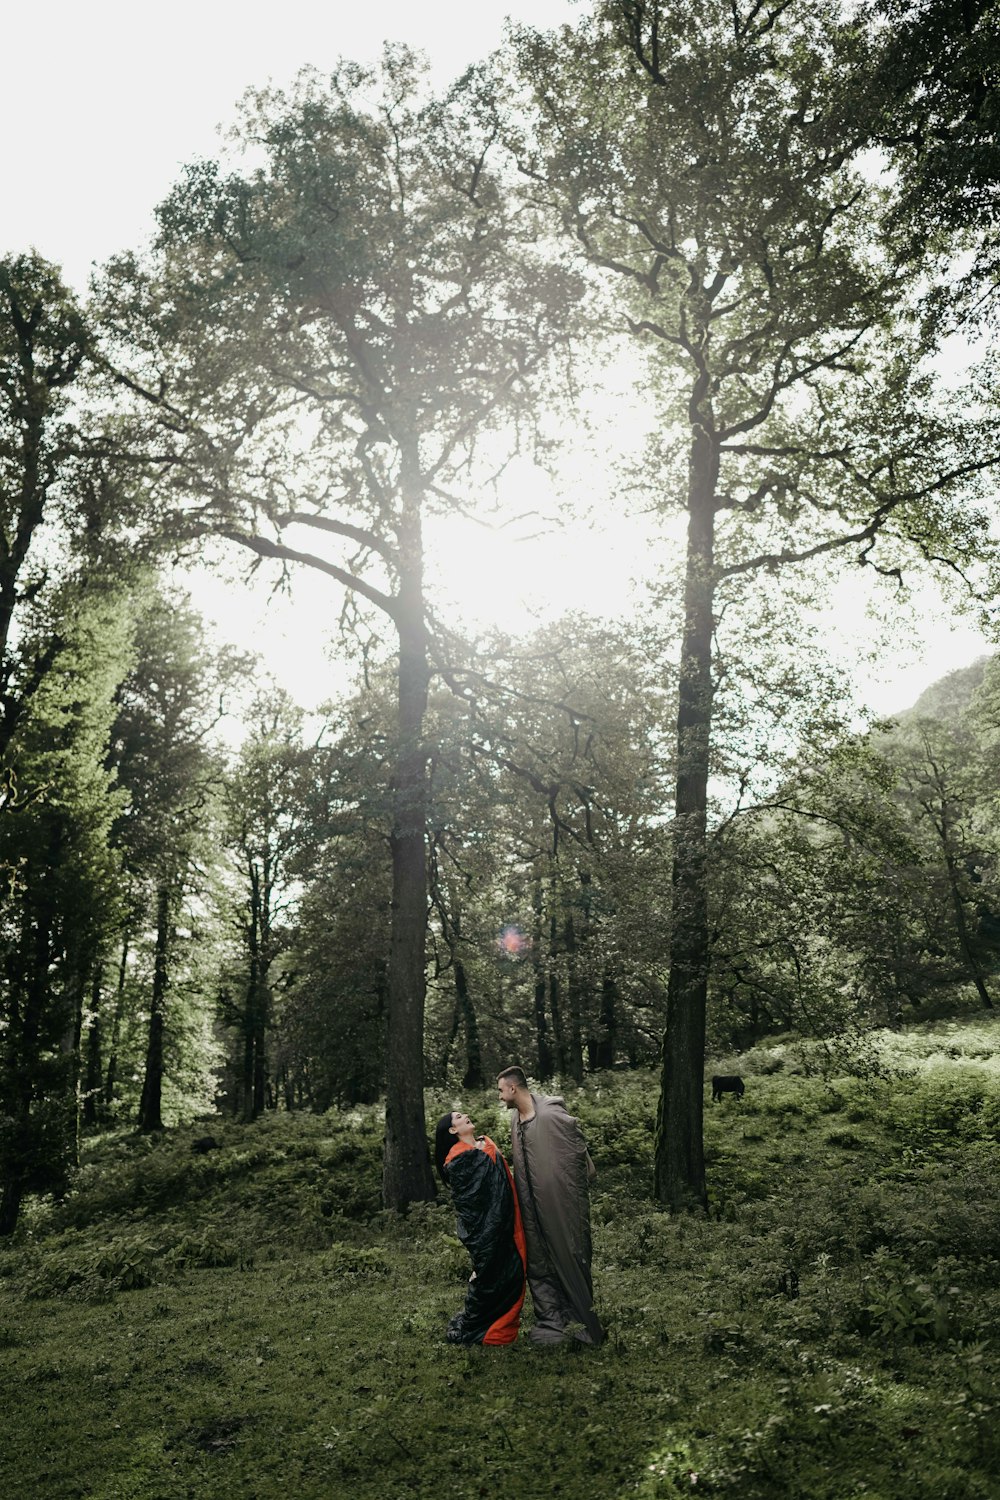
[497,1065,604,1346]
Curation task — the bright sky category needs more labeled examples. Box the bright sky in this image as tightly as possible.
[2,0,992,717]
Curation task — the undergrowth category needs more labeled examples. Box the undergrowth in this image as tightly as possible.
[2,1016,998,1499]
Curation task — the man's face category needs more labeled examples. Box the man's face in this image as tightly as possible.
[497,1076,518,1109]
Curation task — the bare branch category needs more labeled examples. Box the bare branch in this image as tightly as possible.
[213,527,398,618]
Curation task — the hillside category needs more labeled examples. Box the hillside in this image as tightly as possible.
[3,1020,1000,1500]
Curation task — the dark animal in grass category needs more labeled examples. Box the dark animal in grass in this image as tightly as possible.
[711,1075,745,1103]
[777,1269,799,1299]
[190,1136,220,1154]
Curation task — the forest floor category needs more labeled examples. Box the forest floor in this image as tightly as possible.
[2,1017,1000,1500]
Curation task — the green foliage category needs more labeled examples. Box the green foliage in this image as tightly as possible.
[0,582,136,1226]
[318,1243,391,1279]
[709,658,1000,1052]
[19,1234,160,1299]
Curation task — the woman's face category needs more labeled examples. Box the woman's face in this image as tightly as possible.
[451,1111,474,1135]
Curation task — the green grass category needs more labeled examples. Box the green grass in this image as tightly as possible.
[2,1018,1000,1498]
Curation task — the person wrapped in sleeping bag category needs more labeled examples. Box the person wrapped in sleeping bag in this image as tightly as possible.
[435,1110,526,1345]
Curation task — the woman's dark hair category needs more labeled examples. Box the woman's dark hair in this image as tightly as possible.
[434,1112,458,1183]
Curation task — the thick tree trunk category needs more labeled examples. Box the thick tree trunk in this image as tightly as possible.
[138,882,170,1133]
[382,500,436,1209]
[653,403,718,1212]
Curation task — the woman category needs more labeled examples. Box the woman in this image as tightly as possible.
[435,1109,526,1345]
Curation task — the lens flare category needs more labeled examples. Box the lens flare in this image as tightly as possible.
[497,925,530,958]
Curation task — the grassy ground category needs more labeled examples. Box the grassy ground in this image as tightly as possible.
[2,1017,1000,1499]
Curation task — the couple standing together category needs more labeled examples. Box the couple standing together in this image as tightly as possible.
[434,1065,605,1348]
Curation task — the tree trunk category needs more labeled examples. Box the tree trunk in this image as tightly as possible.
[440,992,463,1081]
[382,498,436,1208]
[69,969,85,1167]
[0,1179,24,1237]
[455,959,484,1089]
[138,882,170,1133]
[82,966,103,1129]
[547,909,568,1075]
[595,974,618,1070]
[653,400,718,1213]
[104,932,129,1107]
[563,910,585,1084]
[242,863,261,1121]
[253,859,272,1114]
[532,874,554,1079]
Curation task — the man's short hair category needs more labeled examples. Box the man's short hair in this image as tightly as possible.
[498,1065,528,1089]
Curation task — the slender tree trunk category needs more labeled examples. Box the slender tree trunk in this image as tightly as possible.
[242,864,261,1121]
[69,969,86,1168]
[455,959,484,1089]
[253,1005,269,1111]
[596,974,618,1069]
[435,887,483,1090]
[563,910,585,1084]
[253,861,272,1114]
[534,970,554,1080]
[83,966,103,1128]
[138,882,170,1133]
[104,932,129,1107]
[532,873,554,1078]
[440,992,462,1080]
[654,397,718,1212]
[382,495,435,1208]
[547,910,568,1074]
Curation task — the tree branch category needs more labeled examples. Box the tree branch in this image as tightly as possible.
[214,528,398,618]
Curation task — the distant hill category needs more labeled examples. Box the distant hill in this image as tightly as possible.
[898,655,991,723]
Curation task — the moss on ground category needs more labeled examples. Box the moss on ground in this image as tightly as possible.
[2,1018,999,1498]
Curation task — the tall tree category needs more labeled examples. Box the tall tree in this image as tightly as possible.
[99,49,578,1206]
[0,253,103,773]
[0,587,132,1233]
[276,690,394,1111]
[0,254,143,1230]
[108,588,237,1132]
[221,688,312,1120]
[505,0,1000,1208]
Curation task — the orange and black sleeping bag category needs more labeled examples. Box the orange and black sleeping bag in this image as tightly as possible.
[443,1136,526,1346]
